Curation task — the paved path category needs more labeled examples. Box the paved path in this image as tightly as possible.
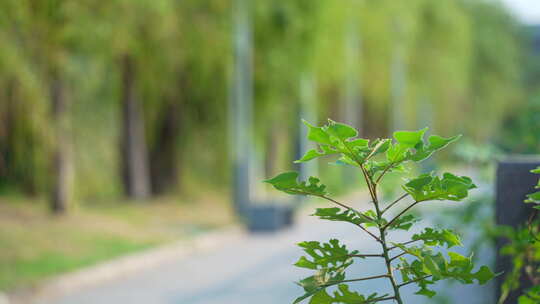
[38,201,494,304]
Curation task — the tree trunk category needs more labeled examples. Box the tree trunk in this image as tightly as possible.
[50,73,71,214]
[149,101,182,195]
[120,55,150,199]
[0,81,14,183]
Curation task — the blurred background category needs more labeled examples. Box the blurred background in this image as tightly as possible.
[0,0,539,303]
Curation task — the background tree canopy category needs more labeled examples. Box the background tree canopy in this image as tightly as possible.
[0,0,534,211]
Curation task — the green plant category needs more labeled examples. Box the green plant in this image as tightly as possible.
[265,120,495,304]
[498,166,540,304]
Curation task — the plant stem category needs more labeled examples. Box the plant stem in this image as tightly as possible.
[382,193,409,215]
[388,240,421,251]
[317,194,382,243]
[365,296,397,303]
[363,166,404,304]
[390,251,408,261]
[351,254,384,258]
[378,225,404,304]
[397,275,432,288]
[321,274,389,288]
[383,201,421,231]
[320,195,375,222]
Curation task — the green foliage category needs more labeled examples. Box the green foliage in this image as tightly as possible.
[266,120,494,303]
[519,285,540,304]
[311,208,375,227]
[412,228,462,248]
[309,285,388,304]
[525,167,540,205]
[402,172,476,202]
[295,239,358,270]
[498,167,540,303]
[264,171,327,196]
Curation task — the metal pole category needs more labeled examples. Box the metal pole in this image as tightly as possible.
[342,4,362,186]
[230,0,253,218]
[298,72,318,182]
[390,19,406,132]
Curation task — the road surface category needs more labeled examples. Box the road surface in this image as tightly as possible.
[40,202,494,304]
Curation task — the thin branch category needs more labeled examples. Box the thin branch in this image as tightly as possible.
[351,254,384,258]
[375,163,396,184]
[382,201,421,231]
[365,296,396,303]
[382,193,409,215]
[320,274,390,289]
[364,140,386,162]
[319,195,375,222]
[315,195,382,243]
[338,274,390,284]
[398,275,432,288]
[358,224,384,244]
[318,195,355,212]
[360,165,377,204]
[388,240,421,251]
[390,251,409,262]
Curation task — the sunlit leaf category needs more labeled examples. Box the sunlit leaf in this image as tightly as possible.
[312,207,375,227]
[412,228,462,248]
[402,172,476,202]
[295,239,358,270]
[264,172,327,197]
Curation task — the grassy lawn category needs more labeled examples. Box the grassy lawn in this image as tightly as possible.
[0,193,234,291]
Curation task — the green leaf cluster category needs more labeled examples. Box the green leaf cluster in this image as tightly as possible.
[312,208,376,227]
[295,239,358,271]
[396,245,495,297]
[525,167,540,206]
[412,228,462,248]
[519,285,540,304]
[402,172,476,202]
[265,171,327,197]
[265,120,494,303]
[309,285,388,304]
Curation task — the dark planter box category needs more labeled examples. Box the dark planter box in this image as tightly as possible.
[495,156,540,303]
[246,204,294,233]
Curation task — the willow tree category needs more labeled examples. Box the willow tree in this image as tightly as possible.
[0,0,49,196]
[79,0,177,199]
[0,0,83,213]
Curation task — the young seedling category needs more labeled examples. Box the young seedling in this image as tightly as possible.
[265,119,495,304]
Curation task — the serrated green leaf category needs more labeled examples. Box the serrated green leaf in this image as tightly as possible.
[394,128,428,148]
[473,265,495,285]
[326,119,358,140]
[264,172,327,197]
[410,135,461,162]
[412,228,462,248]
[295,239,358,271]
[306,285,387,304]
[296,147,338,163]
[295,267,346,304]
[395,246,495,296]
[402,172,476,202]
[415,287,437,298]
[312,207,374,226]
[531,167,540,174]
[303,120,333,145]
[309,289,334,303]
[388,214,419,231]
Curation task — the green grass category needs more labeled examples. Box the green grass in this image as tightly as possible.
[0,193,233,291]
[0,237,154,290]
